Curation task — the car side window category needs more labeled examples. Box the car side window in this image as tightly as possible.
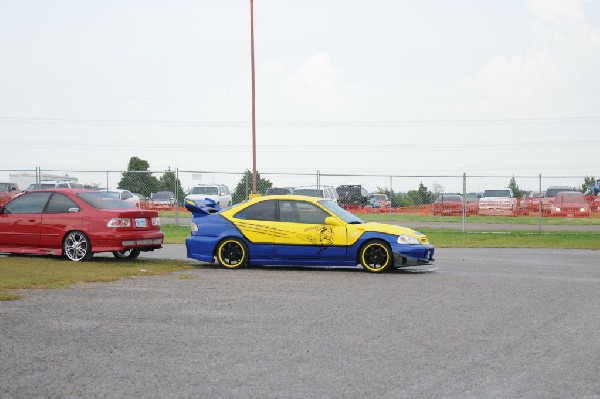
[45,193,79,214]
[2,192,52,214]
[235,200,277,221]
[280,200,329,224]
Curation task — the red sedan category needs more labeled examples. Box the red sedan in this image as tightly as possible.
[432,194,464,216]
[0,189,164,261]
[550,192,591,218]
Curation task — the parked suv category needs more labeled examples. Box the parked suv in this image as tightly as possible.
[292,185,338,202]
[186,184,232,208]
[336,185,370,207]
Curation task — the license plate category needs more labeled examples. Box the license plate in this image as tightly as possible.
[135,218,147,228]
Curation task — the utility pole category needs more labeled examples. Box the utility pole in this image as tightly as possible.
[250,0,257,194]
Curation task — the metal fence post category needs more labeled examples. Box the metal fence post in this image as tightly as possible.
[462,172,467,233]
[389,175,393,219]
[175,168,180,225]
[538,173,542,234]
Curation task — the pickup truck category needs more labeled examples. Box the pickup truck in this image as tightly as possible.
[478,188,517,216]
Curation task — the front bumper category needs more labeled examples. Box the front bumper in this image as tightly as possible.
[392,244,435,268]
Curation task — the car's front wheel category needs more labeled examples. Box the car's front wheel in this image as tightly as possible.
[63,231,93,262]
[112,248,141,260]
[359,240,393,273]
[215,238,248,269]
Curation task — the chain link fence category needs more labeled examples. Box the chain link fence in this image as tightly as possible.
[2,168,599,232]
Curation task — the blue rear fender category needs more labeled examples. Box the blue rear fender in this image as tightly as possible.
[186,214,244,263]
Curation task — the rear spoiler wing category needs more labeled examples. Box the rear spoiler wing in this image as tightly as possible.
[184,198,222,216]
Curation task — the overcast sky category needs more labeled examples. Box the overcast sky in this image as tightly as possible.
[1,0,600,191]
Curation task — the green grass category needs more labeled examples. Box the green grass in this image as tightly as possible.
[0,256,192,301]
[420,229,600,249]
[360,213,600,225]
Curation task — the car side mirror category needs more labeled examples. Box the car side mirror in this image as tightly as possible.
[325,216,342,226]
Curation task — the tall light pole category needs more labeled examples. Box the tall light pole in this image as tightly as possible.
[250,0,257,194]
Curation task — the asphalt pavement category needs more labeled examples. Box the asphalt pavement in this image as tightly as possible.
[1,247,599,398]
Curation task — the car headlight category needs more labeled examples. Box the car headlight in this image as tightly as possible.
[397,234,420,245]
[191,221,198,232]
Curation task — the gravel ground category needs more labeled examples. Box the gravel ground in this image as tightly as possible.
[1,248,599,398]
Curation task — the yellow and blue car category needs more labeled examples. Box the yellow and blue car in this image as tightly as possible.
[184,195,434,273]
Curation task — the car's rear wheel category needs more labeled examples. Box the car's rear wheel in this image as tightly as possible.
[359,240,393,273]
[112,248,141,260]
[63,231,93,262]
[215,238,248,269]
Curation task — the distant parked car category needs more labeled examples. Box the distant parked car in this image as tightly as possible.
[478,189,517,216]
[25,180,83,191]
[186,185,232,208]
[432,194,467,216]
[465,195,479,215]
[544,186,577,215]
[550,192,590,218]
[0,189,163,261]
[105,189,140,207]
[265,187,293,195]
[371,193,391,208]
[292,186,338,202]
[519,191,544,215]
[336,185,370,207]
[149,191,176,210]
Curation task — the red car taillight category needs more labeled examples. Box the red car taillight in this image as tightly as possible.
[107,218,132,228]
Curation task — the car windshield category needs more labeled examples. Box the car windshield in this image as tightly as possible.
[318,200,364,224]
[78,192,135,209]
[372,194,387,201]
[190,186,219,195]
[153,192,174,200]
[560,194,586,204]
[482,190,511,198]
[0,183,9,191]
[436,195,462,202]
[546,188,575,197]
[294,189,323,197]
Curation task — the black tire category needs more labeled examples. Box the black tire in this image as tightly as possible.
[215,237,248,269]
[359,239,393,273]
[112,248,141,260]
[63,231,93,262]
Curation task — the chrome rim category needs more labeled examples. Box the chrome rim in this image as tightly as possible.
[64,232,89,261]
